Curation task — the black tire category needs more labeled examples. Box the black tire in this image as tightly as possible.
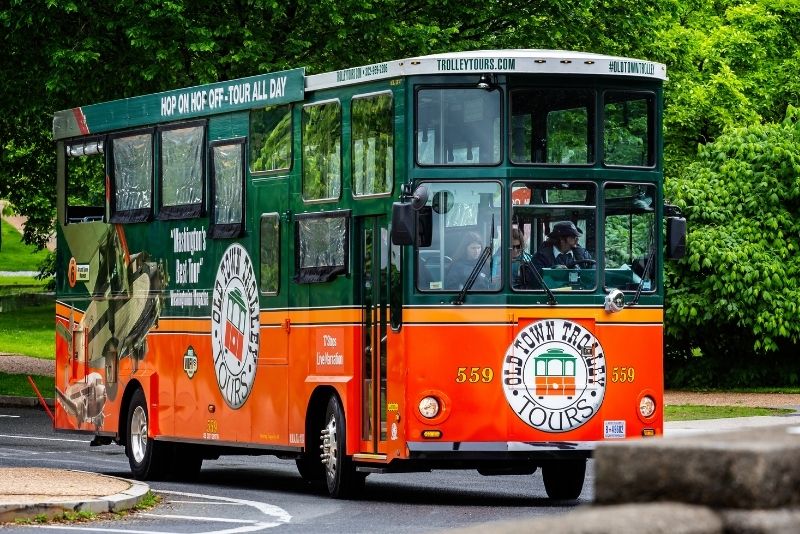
[541,459,587,500]
[296,455,324,482]
[296,402,325,483]
[321,396,365,498]
[125,388,167,480]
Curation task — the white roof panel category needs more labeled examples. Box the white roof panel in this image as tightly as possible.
[306,49,667,91]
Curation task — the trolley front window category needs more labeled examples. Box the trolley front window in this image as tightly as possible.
[510,89,595,165]
[603,182,657,291]
[415,181,502,291]
[416,88,501,166]
[511,181,598,291]
[603,92,655,167]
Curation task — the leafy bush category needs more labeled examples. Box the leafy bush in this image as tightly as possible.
[665,106,800,386]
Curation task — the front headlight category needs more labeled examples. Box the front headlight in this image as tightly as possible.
[418,396,440,419]
[639,395,656,418]
[605,289,625,313]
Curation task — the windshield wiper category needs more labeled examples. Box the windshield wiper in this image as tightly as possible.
[453,246,492,305]
[520,256,557,305]
[629,225,655,306]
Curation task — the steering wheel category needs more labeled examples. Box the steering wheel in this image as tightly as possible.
[572,258,597,267]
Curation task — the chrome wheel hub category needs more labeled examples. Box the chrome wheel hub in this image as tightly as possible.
[320,415,338,480]
[130,405,148,463]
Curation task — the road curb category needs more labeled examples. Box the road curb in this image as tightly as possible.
[0,395,54,409]
[0,471,150,523]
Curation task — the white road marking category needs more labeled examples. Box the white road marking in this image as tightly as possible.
[139,514,260,523]
[31,489,291,533]
[33,528,186,533]
[165,500,248,505]
[0,414,21,418]
[0,433,88,443]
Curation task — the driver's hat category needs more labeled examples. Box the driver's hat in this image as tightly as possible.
[548,221,582,238]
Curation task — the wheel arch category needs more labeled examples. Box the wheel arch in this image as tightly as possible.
[117,379,144,448]
[304,385,339,453]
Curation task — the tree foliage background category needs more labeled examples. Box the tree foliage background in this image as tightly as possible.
[2,0,799,385]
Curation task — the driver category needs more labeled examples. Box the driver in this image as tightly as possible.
[531,221,592,270]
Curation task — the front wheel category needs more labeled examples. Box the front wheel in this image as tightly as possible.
[320,396,365,498]
[541,459,586,500]
[126,388,167,480]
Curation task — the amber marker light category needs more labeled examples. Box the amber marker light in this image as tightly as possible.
[422,430,442,439]
[642,429,656,437]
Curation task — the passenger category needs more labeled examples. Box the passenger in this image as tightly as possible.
[445,231,490,290]
[510,227,533,287]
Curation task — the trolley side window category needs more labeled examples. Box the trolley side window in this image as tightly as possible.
[109,130,153,223]
[260,213,280,295]
[159,122,205,219]
[603,91,655,167]
[209,138,246,238]
[250,104,292,173]
[65,138,106,224]
[352,92,393,197]
[294,211,349,283]
[302,100,341,202]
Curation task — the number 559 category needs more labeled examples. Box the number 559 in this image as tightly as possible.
[455,367,494,383]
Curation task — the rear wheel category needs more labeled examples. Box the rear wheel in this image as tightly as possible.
[320,396,365,498]
[541,459,587,500]
[126,388,167,480]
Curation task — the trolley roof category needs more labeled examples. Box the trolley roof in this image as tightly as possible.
[53,49,666,141]
[306,49,667,91]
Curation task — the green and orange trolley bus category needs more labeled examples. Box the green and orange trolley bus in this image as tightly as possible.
[52,49,685,499]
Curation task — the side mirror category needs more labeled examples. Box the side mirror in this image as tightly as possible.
[391,202,414,245]
[666,217,686,260]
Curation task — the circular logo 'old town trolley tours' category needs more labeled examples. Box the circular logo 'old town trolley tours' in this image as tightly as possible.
[211,243,260,409]
[502,319,606,433]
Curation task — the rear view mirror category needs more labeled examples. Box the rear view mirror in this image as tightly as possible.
[666,217,686,260]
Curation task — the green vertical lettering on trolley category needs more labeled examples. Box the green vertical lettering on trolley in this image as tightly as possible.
[79,68,306,133]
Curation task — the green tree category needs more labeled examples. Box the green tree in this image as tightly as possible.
[648,0,800,177]
[665,106,800,386]
[2,0,673,252]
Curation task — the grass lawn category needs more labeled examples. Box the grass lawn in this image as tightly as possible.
[0,275,49,296]
[0,302,54,359]
[0,219,50,271]
[0,372,54,397]
[664,404,795,421]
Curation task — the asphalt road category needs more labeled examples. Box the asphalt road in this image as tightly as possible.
[0,405,591,533]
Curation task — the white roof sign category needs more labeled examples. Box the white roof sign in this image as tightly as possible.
[306,49,667,91]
